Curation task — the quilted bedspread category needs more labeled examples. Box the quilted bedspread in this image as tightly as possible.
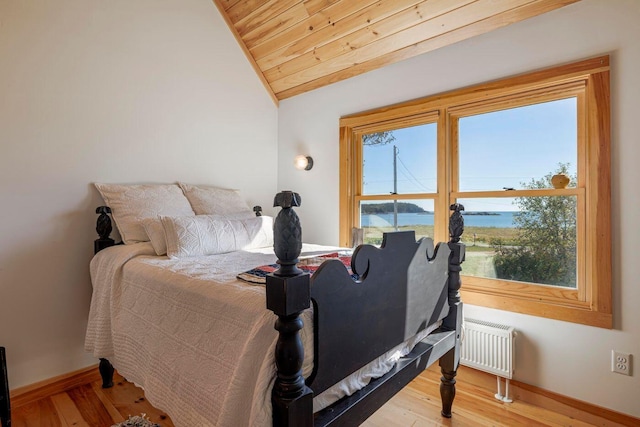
[85,242,328,426]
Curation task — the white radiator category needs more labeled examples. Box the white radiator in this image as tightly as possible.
[460,318,515,402]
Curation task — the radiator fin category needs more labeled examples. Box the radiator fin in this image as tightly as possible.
[460,318,515,379]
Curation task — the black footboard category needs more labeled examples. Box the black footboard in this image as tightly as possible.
[266,194,465,426]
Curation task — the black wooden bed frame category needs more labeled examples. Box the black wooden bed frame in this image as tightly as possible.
[93,191,465,426]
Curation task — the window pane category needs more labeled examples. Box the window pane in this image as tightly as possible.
[360,199,434,246]
[458,196,577,288]
[362,123,437,195]
[458,98,577,192]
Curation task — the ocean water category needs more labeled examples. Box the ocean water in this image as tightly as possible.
[361,211,517,228]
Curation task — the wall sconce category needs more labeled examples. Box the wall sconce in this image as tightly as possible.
[294,155,313,171]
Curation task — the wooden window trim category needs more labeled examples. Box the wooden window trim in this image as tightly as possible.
[339,56,611,328]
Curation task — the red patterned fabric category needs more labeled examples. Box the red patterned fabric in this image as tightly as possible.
[237,253,354,284]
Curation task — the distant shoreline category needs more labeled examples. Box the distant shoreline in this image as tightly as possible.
[361,211,517,228]
[362,223,520,246]
[363,201,506,217]
[463,211,500,216]
[398,211,502,216]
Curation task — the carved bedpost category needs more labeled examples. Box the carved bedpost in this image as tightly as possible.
[99,358,114,388]
[94,206,117,388]
[266,191,313,427]
[445,203,465,329]
[95,206,115,254]
[440,203,465,418]
[1,347,10,427]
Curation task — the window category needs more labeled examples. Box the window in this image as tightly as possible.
[358,122,438,244]
[340,57,611,328]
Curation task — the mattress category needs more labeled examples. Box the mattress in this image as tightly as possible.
[85,242,438,426]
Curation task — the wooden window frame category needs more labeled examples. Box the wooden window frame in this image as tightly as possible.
[339,56,611,328]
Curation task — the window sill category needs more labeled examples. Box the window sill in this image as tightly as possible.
[461,285,612,328]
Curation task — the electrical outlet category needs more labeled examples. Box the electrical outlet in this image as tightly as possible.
[611,351,632,376]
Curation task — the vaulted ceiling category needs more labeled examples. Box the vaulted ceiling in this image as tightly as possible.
[212,0,580,103]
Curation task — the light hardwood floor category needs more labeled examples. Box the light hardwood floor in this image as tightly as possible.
[10,365,636,427]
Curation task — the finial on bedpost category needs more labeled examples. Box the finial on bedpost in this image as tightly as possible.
[446,202,464,308]
[440,203,465,418]
[449,203,464,243]
[272,191,303,277]
[95,206,115,254]
[253,205,262,216]
[266,191,313,426]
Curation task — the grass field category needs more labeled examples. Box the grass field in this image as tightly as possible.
[363,225,518,247]
[362,224,519,278]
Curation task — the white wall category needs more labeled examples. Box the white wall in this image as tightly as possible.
[0,0,278,388]
[279,0,640,417]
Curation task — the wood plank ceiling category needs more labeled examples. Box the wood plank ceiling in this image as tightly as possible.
[212,0,581,103]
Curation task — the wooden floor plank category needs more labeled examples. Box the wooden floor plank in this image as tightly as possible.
[11,397,62,427]
[50,392,90,427]
[90,381,126,423]
[66,384,116,426]
[97,373,173,426]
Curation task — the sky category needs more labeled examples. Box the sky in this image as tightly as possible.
[362,97,577,212]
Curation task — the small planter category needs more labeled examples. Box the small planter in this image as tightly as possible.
[551,173,570,189]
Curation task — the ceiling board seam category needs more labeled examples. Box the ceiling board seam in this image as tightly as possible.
[249,0,380,58]
[303,0,342,16]
[235,0,302,37]
[220,0,243,12]
[240,3,311,48]
[227,0,266,23]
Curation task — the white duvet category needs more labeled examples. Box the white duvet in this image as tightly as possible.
[85,243,437,426]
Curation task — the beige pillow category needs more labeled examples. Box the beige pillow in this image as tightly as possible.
[178,182,253,216]
[95,183,195,244]
[142,218,167,255]
[161,215,273,258]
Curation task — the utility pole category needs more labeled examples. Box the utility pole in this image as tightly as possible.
[393,145,398,230]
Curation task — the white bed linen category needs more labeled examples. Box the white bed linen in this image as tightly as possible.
[85,243,439,426]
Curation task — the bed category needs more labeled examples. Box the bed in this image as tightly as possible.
[86,184,464,426]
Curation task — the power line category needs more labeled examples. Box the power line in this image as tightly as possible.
[396,153,434,192]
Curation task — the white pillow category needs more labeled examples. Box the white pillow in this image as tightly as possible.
[178,182,253,216]
[143,212,260,256]
[95,183,195,244]
[161,215,274,258]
